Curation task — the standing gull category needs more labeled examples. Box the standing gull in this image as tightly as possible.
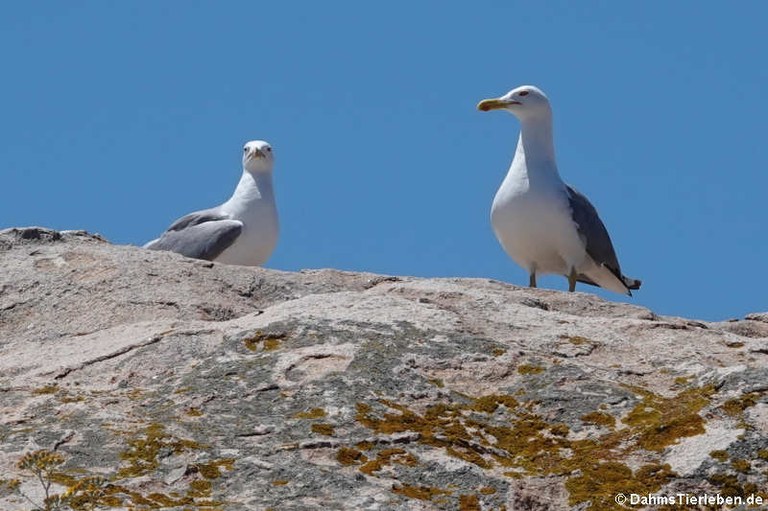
[145,140,279,266]
[477,85,640,295]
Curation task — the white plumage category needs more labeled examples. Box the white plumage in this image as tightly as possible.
[145,140,278,266]
[478,85,640,295]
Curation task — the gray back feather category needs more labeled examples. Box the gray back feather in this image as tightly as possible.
[566,185,622,276]
[166,208,230,232]
[146,208,242,261]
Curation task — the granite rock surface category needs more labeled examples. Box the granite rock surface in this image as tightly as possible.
[1,227,766,510]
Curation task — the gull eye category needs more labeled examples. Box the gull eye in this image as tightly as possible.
[266,147,272,152]
[243,147,249,152]
[519,91,529,97]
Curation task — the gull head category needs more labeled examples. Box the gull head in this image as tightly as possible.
[477,85,551,121]
[242,140,274,173]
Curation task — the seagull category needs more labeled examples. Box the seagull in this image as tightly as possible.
[144,140,279,266]
[477,85,640,295]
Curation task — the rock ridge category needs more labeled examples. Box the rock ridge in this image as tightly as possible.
[1,226,766,510]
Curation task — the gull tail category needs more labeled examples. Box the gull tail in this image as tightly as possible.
[605,266,642,296]
[622,276,641,291]
[576,266,642,296]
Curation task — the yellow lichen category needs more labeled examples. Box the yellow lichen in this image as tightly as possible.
[708,472,747,497]
[195,458,235,479]
[359,448,418,475]
[263,338,281,350]
[147,492,191,506]
[126,388,144,400]
[59,394,85,403]
[459,494,481,510]
[392,483,451,501]
[188,479,212,497]
[710,450,729,461]
[32,384,58,395]
[243,331,287,351]
[446,445,491,469]
[721,392,761,417]
[472,394,519,414]
[311,423,335,436]
[517,364,545,375]
[581,412,616,428]
[622,385,714,451]
[356,396,568,474]
[337,447,367,465]
[117,423,203,478]
[355,440,375,451]
[565,462,675,510]
[294,408,327,419]
[731,459,751,473]
[351,385,721,509]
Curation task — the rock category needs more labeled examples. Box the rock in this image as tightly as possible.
[0,226,767,510]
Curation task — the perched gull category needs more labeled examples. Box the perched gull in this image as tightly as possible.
[145,140,279,266]
[477,85,640,295]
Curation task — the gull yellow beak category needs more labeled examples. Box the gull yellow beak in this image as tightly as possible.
[251,148,265,158]
[477,98,517,111]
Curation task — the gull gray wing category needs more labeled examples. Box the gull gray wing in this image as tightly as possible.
[566,185,625,283]
[146,208,242,261]
[165,208,230,232]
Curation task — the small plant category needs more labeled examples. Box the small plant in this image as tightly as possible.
[3,449,104,511]
[2,435,230,510]
[0,478,22,500]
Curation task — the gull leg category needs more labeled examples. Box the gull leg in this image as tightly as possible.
[567,267,577,292]
[529,272,537,288]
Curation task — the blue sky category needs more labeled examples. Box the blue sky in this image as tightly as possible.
[2,1,766,321]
